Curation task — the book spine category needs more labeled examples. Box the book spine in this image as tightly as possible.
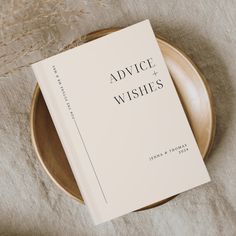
[31,62,102,223]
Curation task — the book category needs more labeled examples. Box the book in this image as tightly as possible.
[31,20,210,225]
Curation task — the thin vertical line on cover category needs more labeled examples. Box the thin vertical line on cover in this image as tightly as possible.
[73,119,108,204]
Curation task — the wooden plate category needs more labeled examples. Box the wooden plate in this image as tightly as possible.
[30,29,216,210]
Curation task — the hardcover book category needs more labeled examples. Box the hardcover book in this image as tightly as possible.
[32,20,210,224]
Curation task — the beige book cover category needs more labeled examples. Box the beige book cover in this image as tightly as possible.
[32,20,210,225]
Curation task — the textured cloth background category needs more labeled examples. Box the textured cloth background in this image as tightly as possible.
[0,0,236,235]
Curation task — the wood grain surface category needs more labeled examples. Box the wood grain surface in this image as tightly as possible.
[0,1,236,235]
